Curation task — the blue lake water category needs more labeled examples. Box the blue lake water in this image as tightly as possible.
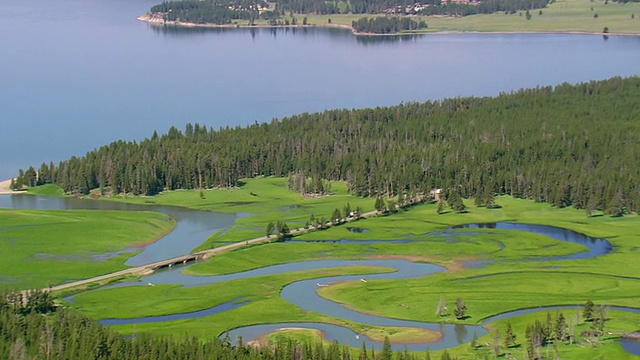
[3,0,640,179]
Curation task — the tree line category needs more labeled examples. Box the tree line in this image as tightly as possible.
[0,289,454,360]
[352,16,427,33]
[148,0,549,20]
[13,76,640,216]
[418,0,549,17]
[150,0,268,25]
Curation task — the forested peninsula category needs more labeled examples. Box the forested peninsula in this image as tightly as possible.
[141,0,547,34]
[14,76,640,216]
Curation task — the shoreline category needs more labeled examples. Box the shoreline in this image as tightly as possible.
[0,179,17,195]
[137,12,640,37]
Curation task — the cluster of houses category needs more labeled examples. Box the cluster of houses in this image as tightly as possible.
[383,0,479,15]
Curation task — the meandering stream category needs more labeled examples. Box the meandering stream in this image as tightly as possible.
[2,194,636,354]
[89,222,636,354]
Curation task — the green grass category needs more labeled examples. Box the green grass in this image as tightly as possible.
[84,177,375,251]
[0,209,174,289]
[19,179,640,358]
[302,0,640,34]
[69,266,395,336]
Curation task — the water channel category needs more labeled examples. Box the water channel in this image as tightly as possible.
[70,217,637,354]
[0,194,236,265]
[3,194,638,353]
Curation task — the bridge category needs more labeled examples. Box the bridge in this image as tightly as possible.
[46,207,384,293]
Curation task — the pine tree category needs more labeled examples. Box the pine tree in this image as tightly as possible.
[380,337,392,360]
[504,322,517,348]
[266,221,274,237]
[454,297,467,319]
[583,300,595,321]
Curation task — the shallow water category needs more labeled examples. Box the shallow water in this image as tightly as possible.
[92,223,632,352]
[0,194,236,265]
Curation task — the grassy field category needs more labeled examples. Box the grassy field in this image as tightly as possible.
[0,208,174,289]
[17,178,640,358]
[300,0,640,34]
[90,177,375,251]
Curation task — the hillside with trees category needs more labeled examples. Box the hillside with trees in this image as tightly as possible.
[13,76,640,216]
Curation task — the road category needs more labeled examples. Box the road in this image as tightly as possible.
[47,209,383,293]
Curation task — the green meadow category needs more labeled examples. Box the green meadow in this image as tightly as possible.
[303,0,640,34]
[0,208,174,289]
[13,179,640,358]
[95,177,374,251]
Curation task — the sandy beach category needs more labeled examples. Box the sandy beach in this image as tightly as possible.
[0,179,16,195]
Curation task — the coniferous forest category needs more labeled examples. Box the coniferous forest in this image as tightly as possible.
[0,291,429,360]
[14,77,640,216]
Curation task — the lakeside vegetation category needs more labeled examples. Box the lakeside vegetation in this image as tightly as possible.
[140,0,640,35]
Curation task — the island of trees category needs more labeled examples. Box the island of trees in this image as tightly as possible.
[12,76,640,217]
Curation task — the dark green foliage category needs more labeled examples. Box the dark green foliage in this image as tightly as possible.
[504,322,517,348]
[381,336,392,360]
[266,221,275,236]
[17,77,640,217]
[555,311,567,341]
[1,291,440,360]
[375,197,385,212]
[418,0,549,16]
[150,0,265,24]
[151,0,549,18]
[332,208,342,223]
[583,300,595,321]
[454,297,466,319]
[352,16,427,34]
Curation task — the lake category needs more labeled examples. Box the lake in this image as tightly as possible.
[2,0,640,180]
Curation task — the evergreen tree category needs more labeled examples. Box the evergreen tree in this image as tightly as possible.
[555,311,567,341]
[583,300,595,321]
[266,221,275,237]
[470,331,478,349]
[454,297,467,319]
[375,197,385,212]
[504,322,517,348]
[380,337,392,360]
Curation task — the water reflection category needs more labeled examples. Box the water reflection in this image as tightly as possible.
[454,324,467,345]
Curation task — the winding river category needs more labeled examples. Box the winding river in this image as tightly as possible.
[87,221,636,354]
[2,194,637,353]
